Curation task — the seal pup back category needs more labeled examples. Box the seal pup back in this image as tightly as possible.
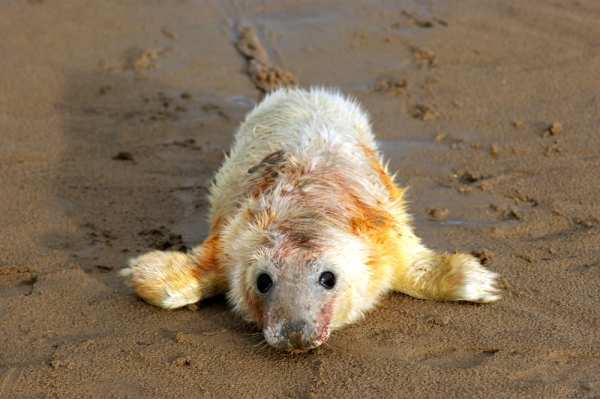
[121,88,501,351]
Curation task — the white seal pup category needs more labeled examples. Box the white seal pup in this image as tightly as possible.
[121,88,501,351]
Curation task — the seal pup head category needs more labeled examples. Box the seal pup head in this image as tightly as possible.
[222,144,394,351]
[226,205,374,351]
[256,251,337,351]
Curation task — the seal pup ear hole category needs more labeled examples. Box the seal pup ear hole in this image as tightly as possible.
[319,272,336,290]
[256,273,273,294]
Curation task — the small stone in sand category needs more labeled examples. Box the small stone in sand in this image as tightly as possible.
[427,207,450,221]
[543,121,563,137]
[472,249,493,265]
[429,316,451,326]
[412,47,437,68]
[490,144,499,156]
[411,104,436,121]
[112,152,134,161]
[458,185,472,195]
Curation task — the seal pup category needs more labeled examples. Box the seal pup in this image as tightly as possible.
[121,88,501,351]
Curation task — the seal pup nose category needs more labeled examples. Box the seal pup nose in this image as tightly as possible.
[282,320,307,348]
[283,319,307,334]
[286,332,304,348]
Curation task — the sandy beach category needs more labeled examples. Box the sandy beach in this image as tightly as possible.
[1,0,599,397]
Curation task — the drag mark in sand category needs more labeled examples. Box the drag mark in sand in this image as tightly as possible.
[234,25,298,94]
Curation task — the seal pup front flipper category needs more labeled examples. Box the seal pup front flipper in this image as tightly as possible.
[346,183,502,306]
[120,235,227,309]
[391,247,502,303]
[355,145,502,304]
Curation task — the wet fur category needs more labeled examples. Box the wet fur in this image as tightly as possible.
[121,88,501,350]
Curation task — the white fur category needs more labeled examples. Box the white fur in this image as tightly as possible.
[122,87,502,350]
[457,259,502,303]
[122,251,202,309]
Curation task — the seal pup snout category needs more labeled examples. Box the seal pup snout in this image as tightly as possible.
[282,319,308,348]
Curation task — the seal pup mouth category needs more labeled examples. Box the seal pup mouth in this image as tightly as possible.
[263,319,332,351]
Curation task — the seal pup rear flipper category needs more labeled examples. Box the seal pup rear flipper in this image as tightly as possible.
[120,235,227,309]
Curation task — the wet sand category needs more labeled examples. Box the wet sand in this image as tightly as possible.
[1,0,599,397]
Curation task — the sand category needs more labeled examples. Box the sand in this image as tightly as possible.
[0,0,599,398]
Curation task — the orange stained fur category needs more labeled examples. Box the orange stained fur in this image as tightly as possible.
[192,234,228,297]
[122,88,501,350]
[359,144,405,202]
[348,195,408,300]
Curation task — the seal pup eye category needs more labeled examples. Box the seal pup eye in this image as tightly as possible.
[319,272,336,290]
[256,274,273,294]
